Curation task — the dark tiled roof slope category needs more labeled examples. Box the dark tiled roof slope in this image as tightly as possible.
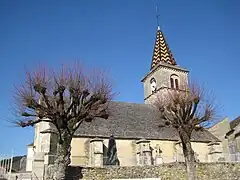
[27,142,34,146]
[230,116,240,129]
[75,101,219,142]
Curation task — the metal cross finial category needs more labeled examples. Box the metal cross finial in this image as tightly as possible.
[156,5,160,28]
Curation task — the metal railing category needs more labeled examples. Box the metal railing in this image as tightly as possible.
[0,152,13,180]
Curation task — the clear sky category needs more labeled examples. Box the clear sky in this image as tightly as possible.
[0,0,239,156]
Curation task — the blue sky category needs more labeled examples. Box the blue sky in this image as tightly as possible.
[0,0,239,156]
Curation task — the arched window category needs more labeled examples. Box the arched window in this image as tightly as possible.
[170,74,180,90]
[175,79,179,90]
[170,78,174,89]
[150,77,157,93]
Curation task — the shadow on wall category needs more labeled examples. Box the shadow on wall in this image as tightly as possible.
[103,136,121,166]
[65,166,83,180]
[103,144,108,165]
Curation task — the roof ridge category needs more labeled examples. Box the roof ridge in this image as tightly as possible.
[110,101,154,107]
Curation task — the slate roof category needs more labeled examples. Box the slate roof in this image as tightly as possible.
[75,101,220,142]
[27,142,34,146]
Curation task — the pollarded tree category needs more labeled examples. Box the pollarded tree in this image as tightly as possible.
[153,84,216,180]
[14,65,113,180]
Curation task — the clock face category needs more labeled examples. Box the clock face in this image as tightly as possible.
[150,78,157,92]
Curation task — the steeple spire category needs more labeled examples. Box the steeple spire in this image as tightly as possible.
[150,8,176,70]
[150,28,177,70]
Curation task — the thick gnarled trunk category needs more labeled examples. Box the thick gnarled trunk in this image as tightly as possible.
[183,141,197,180]
[179,128,197,180]
[52,133,72,180]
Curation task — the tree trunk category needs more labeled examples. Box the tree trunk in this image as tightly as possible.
[179,129,197,180]
[52,133,72,180]
[183,141,197,180]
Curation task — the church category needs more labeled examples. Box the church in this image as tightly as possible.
[25,25,223,178]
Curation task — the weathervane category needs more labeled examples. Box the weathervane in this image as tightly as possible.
[156,5,160,28]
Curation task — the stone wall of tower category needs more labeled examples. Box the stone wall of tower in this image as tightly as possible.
[34,121,52,153]
[142,63,189,104]
[31,120,57,178]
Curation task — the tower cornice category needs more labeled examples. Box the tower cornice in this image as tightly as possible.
[141,62,189,83]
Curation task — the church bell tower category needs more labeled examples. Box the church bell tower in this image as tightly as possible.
[141,25,189,104]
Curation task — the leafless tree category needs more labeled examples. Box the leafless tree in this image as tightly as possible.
[13,64,113,180]
[153,84,216,180]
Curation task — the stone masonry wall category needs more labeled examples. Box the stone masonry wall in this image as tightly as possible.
[8,172,33,180]
[74,163,240,180]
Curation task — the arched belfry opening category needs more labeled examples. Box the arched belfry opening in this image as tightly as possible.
[141,25,189,103]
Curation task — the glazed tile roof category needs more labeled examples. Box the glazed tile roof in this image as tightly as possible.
[150,26,177,70]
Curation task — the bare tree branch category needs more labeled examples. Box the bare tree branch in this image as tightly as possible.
[154,83,216,130]
[13,63,113,137]
[153,82,217,180]
[17,118,53,127]
[13,63,114,180]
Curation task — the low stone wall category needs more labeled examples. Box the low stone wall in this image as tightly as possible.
[75,163,240,180]
[8,172,33,180]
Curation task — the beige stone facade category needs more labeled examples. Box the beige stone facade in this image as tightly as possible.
[209,117,231,154]
[26,129,223,179]
[69,137,221,167]
[209,116,240,162]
